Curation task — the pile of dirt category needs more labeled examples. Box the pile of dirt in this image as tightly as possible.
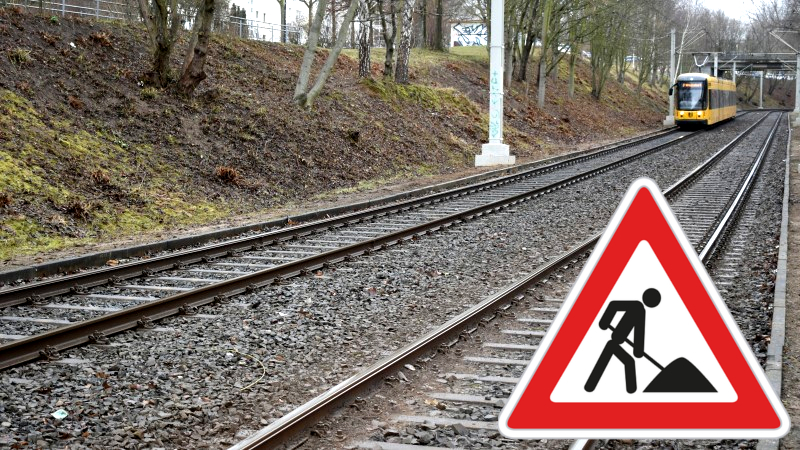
[0,7,666,261]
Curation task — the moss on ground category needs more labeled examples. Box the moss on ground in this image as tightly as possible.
[0,89,230,259]
[0,11,672,263]
[361,78,479,115]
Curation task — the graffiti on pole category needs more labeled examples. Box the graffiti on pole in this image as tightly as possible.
[451,22,488,46]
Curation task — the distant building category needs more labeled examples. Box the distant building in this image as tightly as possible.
[234,0,306,41]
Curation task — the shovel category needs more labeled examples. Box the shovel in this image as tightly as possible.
[607,324,716,393]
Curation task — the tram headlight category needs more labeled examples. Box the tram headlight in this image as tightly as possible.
[697,111,703,117]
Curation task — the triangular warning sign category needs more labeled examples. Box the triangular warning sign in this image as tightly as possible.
[499,178,790,439]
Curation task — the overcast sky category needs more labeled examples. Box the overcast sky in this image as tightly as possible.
[699,0,758,22]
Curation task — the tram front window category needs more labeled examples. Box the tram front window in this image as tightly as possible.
[677,81,706,110]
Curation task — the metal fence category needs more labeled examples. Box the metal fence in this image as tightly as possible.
[8,0,137,20]
[5,0,302,43]
[225,16,303,43]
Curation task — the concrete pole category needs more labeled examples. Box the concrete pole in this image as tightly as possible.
[475,0,515,166]
[663,28,676,126]
[713,53,718,77]
[759,71,764,109]
[732,61,736,84]
[795,53,800,113]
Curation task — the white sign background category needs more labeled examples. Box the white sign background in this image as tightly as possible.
[550,240,736,403]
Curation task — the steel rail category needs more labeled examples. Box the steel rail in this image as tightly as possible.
[699,114,782,262]
[228,113,780,450]
[0,127,688,307]
[1,127,683,285]
[573,113,782,450]
[0,115,768,370]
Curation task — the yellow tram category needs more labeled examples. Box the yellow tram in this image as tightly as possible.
[671,73,737,127]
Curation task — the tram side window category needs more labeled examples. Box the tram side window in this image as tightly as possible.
[677,81,705,110]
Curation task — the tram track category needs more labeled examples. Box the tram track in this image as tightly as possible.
[230,112,786,450]
[0,127,685,295]
[0,127,681,286]
[0,113,783,449]
[0,118,763,370]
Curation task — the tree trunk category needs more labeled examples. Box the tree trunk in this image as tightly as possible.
[767,78,779,95]
[745,80,756,103]
[178,0,215,96]
[351,15,356,46]
[137,0,182,87]
[331,0,337,44]
[181,11,201,74]
[517,47,530,82]
[280,0,287,42]
[433,0,443,50]
[420,0,426,48]
[357,0,371,77]
[535,2,548,107]
[567,51,576,98]
[395,0,415,83]
[649,61,657,87]
[297,0,360,108]
[616,58,625,83]
[152,41,172,86]
[535,0,553,107]
[516,27,537,82]
[295,0,330,98]
[537,55,546,107]
[379,0,397,77]
[503,24,514,88]
[368,15,373,48]
[308,2,313,35]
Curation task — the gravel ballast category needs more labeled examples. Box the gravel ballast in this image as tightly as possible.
[0,113,782,449]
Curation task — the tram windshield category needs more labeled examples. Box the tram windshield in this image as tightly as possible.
[677,81,706,110]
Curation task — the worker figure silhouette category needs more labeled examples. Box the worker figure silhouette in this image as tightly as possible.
[584,288,661,394]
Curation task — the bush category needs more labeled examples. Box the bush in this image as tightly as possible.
[91,170,110,186]
[7,47,31,66]
[140,87,159,99]
[89,31,112,47]
[215,166,240,184]
[66,199,91,220]
[0,192,12,208]
[68,95,84,110]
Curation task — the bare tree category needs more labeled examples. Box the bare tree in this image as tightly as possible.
[395,0,416,83]
[420,0,444,49]
[512,0,541,83]
[378,0,398,77]
[295,0,360,107]
[634,11,657,94]
[566,3,591,98]
[277,0,288,42]
[177,0,215,95]
[299,0,318,35]
[357,0,372,77]
[138,0,183,86]
[534,0,576,106]
[588,0,630,99]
